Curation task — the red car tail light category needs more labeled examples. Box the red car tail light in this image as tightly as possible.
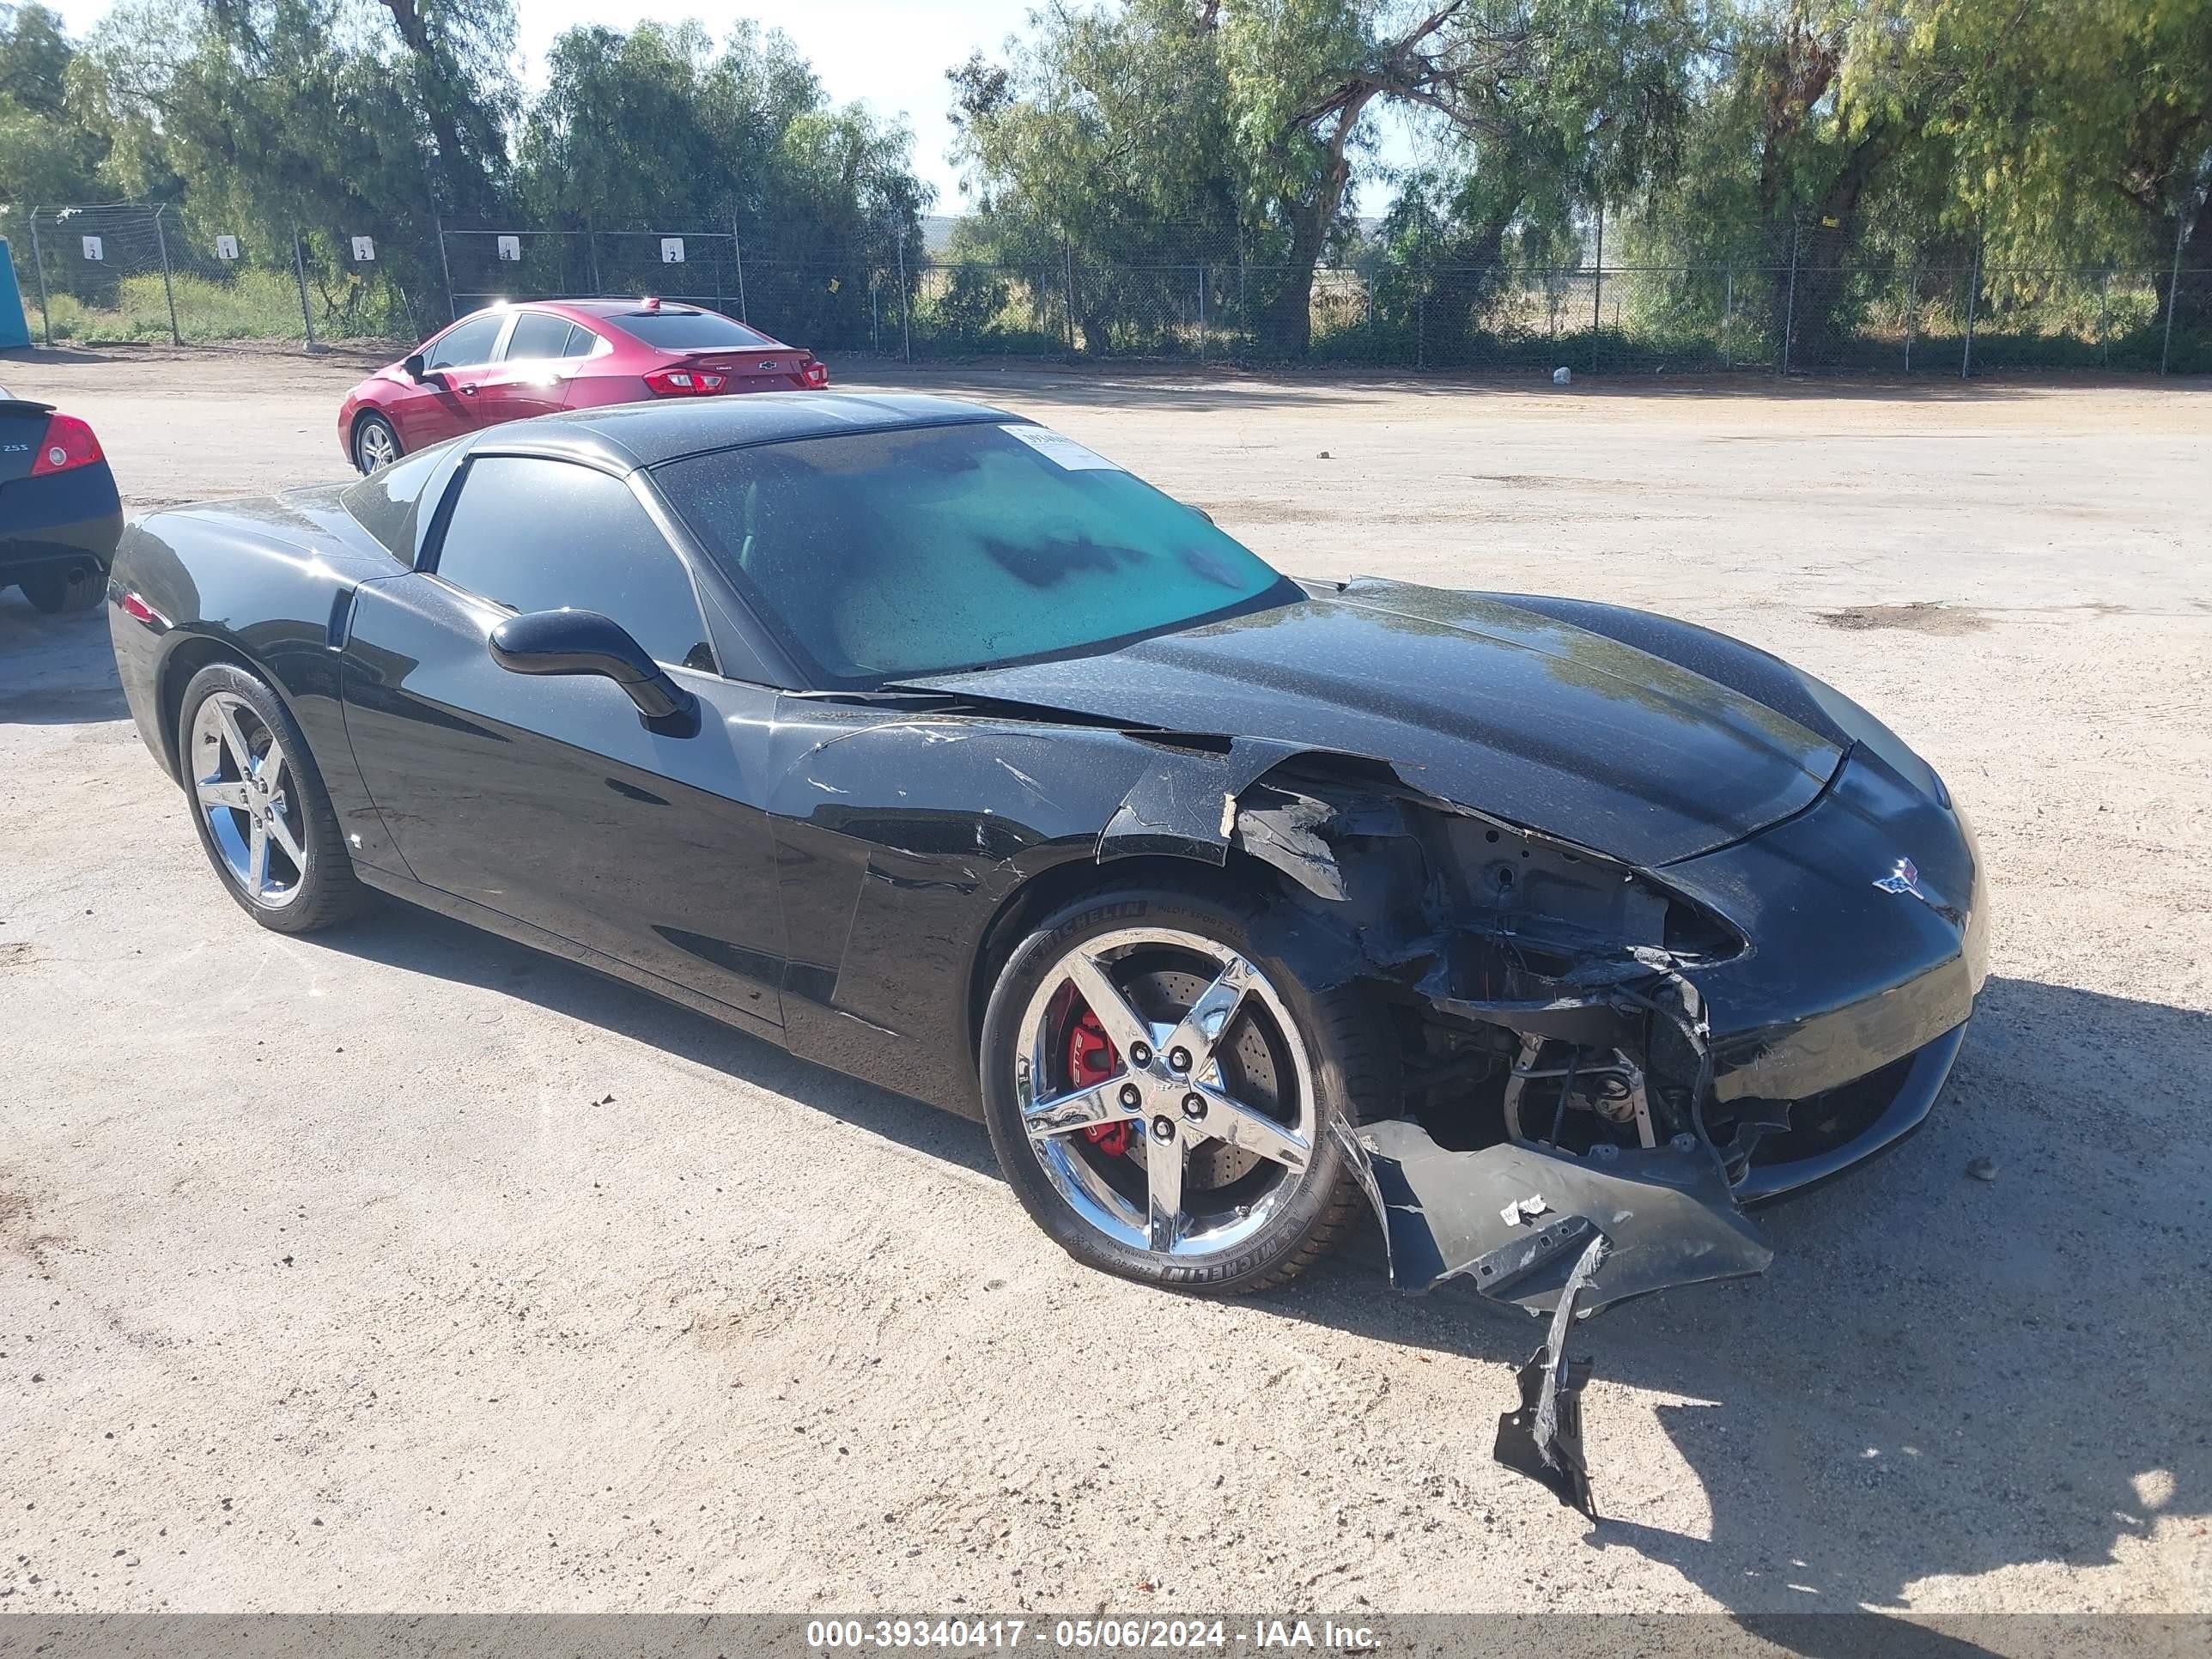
[803,361,830,388]
[29,413,104,476]
[118,591,167,629]
[643,367,727,397]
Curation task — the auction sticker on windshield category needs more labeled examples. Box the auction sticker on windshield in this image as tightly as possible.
[1001,424,1121,471]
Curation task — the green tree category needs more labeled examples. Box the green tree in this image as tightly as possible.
[1923,0,2212,268]
[0,3,107,204]
[516,20,926,340]
[958,0,1704,356]
[73,0,517,328]
[947,0,1243,349]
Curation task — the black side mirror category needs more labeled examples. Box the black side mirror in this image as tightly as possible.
[488,609,700,734]
[402,352,428,381]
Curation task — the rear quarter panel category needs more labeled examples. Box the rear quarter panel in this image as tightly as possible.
[559,372,653,411]
[109,495,410,872]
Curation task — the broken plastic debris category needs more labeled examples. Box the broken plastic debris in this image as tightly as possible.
[1493,1233,1607,1518]
[1499,1194,1551,1227]
[1553,367,1573,386]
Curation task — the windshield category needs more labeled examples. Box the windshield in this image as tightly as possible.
[655,422,1293,686]
[613,309,775,350]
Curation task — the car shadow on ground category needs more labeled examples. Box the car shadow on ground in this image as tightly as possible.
[313,901,2209,1622]
[0,592,129,723]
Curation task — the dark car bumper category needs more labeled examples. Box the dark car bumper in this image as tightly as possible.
[0,464,125,580]
[1733,1020,1964,1203]
[1665,746,1988,1194]
[1344,747,1985,1315]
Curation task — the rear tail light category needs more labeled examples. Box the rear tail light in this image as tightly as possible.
[644,367,727,397]
[29,413,104,476]
[118,590,167,629]
[803,361,829,388]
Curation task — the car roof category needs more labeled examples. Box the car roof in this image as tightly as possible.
[557,298,712,316]
[520,299,744,325]
[466,392,1022,471]
[443,299,749,328]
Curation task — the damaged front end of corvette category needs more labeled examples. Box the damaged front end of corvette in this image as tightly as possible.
[1090,734,1986,1517]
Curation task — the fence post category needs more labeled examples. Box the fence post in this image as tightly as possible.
[588,228,603,296]
[730,212,748,322]
[152,204,182,346]
[1196,264,1206,363]
[434,215,456,322]
[1063,246,1077,355]
[871,276,880,354]
[292,228,318,349]
[1961,231,1981,380]
[1590,198,1604,374]
[897,229,912,363]
[1416,267,1426,369]
[1781,221,1799,377]
[27,209,51,345]
[2160,205,2189,376]
[1722,266,1734,368]
[1903,264,1915,374]
[2100,268,2111,367]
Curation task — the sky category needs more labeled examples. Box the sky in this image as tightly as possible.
[51,0,1418,216]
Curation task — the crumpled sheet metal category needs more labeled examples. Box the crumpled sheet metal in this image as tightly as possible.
[1330,1117,1773,1316]
[1094,736,1314,866]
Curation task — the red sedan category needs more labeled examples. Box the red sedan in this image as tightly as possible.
[337,299,830,473]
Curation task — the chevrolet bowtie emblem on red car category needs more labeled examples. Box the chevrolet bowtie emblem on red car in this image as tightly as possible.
[757,361,779,370]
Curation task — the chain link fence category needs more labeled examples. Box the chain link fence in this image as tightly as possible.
[6,203,2204,375]
[2,204,428,348]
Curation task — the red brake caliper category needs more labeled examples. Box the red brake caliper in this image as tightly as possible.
[1066,1006,1128,1157]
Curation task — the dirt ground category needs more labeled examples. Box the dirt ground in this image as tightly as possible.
[3,346,2209,1620]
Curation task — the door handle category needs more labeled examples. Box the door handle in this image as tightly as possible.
[459,383,479,396]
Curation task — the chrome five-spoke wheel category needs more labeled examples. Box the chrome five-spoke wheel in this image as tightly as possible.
[355,417,398,473]
[190,690,308,908]
[1016,927,1318,1261]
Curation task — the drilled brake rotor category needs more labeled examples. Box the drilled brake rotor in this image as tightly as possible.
[1060,965,1281,1189]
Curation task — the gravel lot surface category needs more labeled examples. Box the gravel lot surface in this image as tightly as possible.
[3,347,2208,1618]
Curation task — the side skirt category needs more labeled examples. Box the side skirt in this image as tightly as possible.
[352,864,788,1047]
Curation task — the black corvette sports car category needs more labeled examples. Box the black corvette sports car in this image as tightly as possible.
[111,396,1986,1415]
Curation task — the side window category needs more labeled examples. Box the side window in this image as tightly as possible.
[431,457,714,672]
[561,325,603,360]
[337,447,445,562]
[501,312,573,362]
[424,313,506,370]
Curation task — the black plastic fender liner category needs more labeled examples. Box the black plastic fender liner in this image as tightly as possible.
[1331,1117,1774,1316]
[1494,1234,1609,1518]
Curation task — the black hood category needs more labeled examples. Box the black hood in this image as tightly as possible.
[909,578,1844,866]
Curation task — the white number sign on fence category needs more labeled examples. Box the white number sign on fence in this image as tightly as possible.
[496,234,521,262]
[660,237,685,264]
[216,234,240,260]
[81,236,103,262]
[351,236,376,263]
